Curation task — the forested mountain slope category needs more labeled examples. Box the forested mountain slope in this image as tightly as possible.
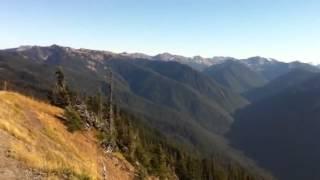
[0,45,246,153]
[229,74,320,180]
[244,69,317,102]
[0,45,276,179]
[203,60,267,93]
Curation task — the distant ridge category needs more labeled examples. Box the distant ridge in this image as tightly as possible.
[3,44,318,72]
[204,59,268,93]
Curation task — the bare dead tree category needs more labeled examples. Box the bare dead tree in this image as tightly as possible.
[97,89,103,123]
[104,65,115,145]
[107,66,115,136]
[3,81,8,91]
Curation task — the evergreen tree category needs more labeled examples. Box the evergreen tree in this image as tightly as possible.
[50,68,71,107]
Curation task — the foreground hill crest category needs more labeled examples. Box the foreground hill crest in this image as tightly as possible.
[0,91,135,180]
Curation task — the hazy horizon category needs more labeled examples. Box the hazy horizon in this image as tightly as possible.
[1,0,320,63]
[1,43,312,64]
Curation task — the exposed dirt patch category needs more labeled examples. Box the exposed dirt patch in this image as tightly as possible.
[100,152,136,180]
[0,129,45,180]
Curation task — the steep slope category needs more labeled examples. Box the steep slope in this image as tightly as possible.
[0,45,247,154]
[0,91,135,180]
[203,60,267,93]
[0,91,275,180]
[128,60,247,113]
[244,69,318,102]
[229,74,320,180]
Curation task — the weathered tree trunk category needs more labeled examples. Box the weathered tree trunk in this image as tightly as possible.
[3,81,7,91]
[107,66,115,136]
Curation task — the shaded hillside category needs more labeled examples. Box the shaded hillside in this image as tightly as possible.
[132,60,247,112]
[203,60,267,93]
[0,45,248,154]
[244,69,318,102]
[229,74,320,180]
[0,91,135,180]
[107,59,233,132]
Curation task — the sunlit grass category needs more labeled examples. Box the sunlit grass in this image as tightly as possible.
[0,91,101,179]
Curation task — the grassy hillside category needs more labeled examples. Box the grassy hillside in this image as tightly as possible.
[0,91,135,180]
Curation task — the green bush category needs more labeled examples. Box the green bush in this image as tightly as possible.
[64,106,84,132]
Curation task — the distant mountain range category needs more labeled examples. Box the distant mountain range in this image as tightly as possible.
[9,45,319,73]
[3,44,320,180]
[240,56,319,80]
[4,45,226,71]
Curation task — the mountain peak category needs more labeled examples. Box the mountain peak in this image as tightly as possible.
[16,45,34,51]
[154,52,186,61]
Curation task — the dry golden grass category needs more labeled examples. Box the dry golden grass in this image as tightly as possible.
[0,91,101,179]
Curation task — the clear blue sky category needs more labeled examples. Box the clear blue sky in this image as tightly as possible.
[1,0,320,63]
